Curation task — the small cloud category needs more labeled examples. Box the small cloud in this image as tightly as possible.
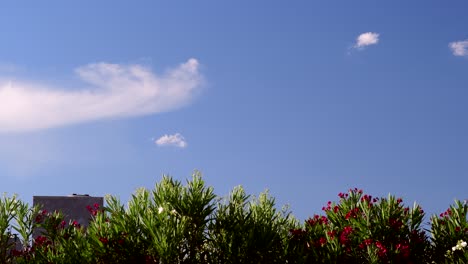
[155,133,187,148]
[0,58,202,133]
[449,40,468,57]
[354,32,380,49]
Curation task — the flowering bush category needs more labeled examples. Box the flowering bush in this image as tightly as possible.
[288,188,430,263]
[0,174,466,263]
[431,200,468,263]
[444,240,468,264]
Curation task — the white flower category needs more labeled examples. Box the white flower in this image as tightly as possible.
[171,209,177,215]
[452,241,465,251]
[158,207,164,214]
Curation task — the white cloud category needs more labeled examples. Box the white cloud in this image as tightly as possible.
[0,58,202,132]
[449,40,468,57]
[155,133,187,148]
[354,32,380,49]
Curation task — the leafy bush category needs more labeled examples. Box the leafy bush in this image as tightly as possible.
[0,173,466,263]
[288,188,430,263]
[431,200,468,263]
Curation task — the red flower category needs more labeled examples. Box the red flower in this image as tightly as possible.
[10,249,23,257]
[345,208,360,220]
[375,241,387,257]
[320,216,328,225]
[87,204,100,216]
[322,201,332,211]
[72,220,80,228]
[349,187,363,194]
[318,237,327,246]
[339,226,353,245]
[333,205,339,213]
[359,238,373,249]
[389,218,403,230]
[361,194,372,202]
[35,235,51,247]
[345,211,352,220]
[290,228,305,238]
[99,237,109,244]
[34,210,48,223]
[396,243,410,258]
[338,192,346,199]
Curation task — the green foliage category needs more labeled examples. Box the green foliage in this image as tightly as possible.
[208,186,296,263]
[0,194,20,263]
[0,173,467,263]
[288,188,430,263]
[431,200,468,263]
[12,201,40,251]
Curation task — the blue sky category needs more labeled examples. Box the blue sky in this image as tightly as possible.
[0,0,467,222]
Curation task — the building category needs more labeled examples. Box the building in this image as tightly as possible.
[33,194,103,229]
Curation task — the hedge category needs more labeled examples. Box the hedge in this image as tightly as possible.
[0,172,466,263]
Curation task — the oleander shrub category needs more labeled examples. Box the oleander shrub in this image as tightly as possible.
[207,186,297,263]
[0,173,466,263]
[288,188,430,264]
[430,200,468,263]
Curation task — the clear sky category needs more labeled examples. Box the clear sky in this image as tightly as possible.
[0,0,467,222]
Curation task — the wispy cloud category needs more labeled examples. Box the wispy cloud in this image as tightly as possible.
[449,40,468,57]
[0,58,202,133]
[354,32,380,49]
[155,133,187,148]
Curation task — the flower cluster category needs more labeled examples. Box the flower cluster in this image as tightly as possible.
[452,240,467,252]
[0,178,467,263]
[289,188,430,263]
[307,214,328,226]
[86,203,101,216]
[339,226,353,245]
[34,209,48,224]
